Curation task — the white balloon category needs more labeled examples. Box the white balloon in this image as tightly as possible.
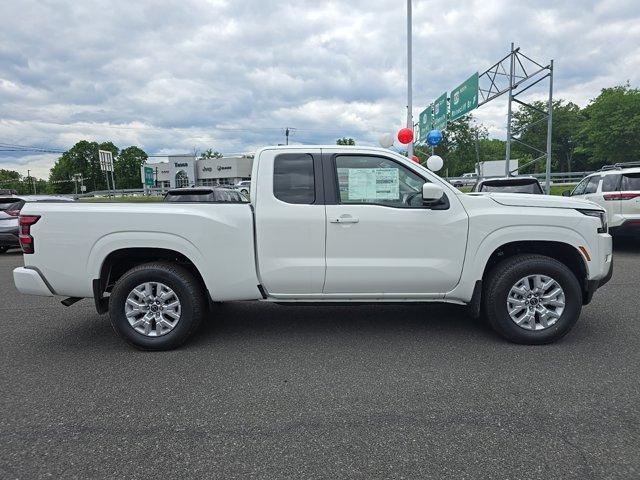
[379,133,394,148]
[426,155,444,172]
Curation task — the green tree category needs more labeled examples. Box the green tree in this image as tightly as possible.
[200,149,223,159]
[0,169,23,193]
[115,146,148,189]
[580,84,640,168]
[415,116,483,176]
[49,140,118,193]
[336,137,356,146]
[512,100,584,174]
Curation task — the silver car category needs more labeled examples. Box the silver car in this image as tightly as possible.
[0,195,75,253]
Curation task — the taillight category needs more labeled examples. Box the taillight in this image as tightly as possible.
[19,215,40,254]
[603,192,640,201]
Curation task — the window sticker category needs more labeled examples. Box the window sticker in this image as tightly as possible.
[347,168,399,201]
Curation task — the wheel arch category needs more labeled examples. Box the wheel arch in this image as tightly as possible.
[448,225,593,306]
[93,246,209,314]
[482,240,588,288]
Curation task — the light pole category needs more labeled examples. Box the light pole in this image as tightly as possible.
[406,0,414,158]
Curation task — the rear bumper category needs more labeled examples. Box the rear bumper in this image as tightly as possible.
[13,267,55,296]
[609,219,640,237]
[0,226,19,247]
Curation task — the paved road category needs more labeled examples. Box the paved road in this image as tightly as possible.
[1,243,639,480]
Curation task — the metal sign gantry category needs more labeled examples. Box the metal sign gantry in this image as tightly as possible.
[478,43,554,191]
[416,43,554,192]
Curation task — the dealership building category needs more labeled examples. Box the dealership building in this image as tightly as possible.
[140,155,253,189]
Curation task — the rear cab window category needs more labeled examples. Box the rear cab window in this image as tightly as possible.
[273,153,316,204]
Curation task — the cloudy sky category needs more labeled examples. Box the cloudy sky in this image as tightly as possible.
[1,0,639,178]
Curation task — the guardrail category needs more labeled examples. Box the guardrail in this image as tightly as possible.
[445,171,593,186]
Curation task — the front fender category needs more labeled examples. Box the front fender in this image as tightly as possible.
[446,225,590,302]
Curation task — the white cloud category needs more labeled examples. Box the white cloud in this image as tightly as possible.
[0,0,639,178]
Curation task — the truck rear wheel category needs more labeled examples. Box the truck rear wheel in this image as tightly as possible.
[108,262,206,350]
[483,254,582,344]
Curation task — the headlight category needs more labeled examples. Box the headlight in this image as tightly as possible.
[577,209,608,234]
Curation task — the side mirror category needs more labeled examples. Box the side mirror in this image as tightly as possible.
[562,190,571,197]
[422,183,445,202]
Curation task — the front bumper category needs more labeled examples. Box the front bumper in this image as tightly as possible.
[13,267,54,296]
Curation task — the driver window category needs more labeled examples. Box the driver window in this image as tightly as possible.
[571,177,589,196]
[335,155,426,207]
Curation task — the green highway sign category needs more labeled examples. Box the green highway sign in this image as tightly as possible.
[418,106,433,142]
[144,166,154,187]
[433,92,448,131]
[450,72,479,121]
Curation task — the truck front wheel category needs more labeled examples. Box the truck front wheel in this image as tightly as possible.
[483,254,583,344]
[108,262,206,350]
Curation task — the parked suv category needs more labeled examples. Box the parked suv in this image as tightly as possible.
[234,180,251,196]
[0,195,75,253]
[566,164,640,236]
[472,177,544,194]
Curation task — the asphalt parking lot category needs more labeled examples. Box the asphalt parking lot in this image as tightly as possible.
[1,243,639,480]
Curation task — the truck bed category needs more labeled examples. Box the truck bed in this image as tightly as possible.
[19,202,261,301]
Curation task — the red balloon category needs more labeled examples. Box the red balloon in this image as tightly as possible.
[397,128,414,144]
[411,155,420,163]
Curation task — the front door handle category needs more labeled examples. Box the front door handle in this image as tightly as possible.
[330,215,359,224]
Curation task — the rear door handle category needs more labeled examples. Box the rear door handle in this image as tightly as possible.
[330,215,359,224]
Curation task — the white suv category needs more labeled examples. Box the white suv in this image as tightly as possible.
[568,165,640,236]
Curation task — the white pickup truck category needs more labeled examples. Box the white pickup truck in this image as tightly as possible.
[14,146,613,350]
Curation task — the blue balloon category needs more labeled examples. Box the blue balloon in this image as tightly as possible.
[427,129,443,146]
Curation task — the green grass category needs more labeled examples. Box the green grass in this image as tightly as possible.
[79,196,162,203]
[549,184,576,196]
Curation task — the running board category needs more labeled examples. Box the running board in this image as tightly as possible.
[61,297,82,307]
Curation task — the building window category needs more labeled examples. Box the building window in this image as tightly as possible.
[198,178,218,186]
[175,170,189,188]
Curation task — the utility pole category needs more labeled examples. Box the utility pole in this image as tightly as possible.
[406,0,414,158]
[475,130,481,175]
[285,127,290,145]
[27,169,35,194]
[504,42,515,177]
[545,59,554,194]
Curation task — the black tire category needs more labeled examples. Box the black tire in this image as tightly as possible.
[483,254,582,344]
[108,262,206,350]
